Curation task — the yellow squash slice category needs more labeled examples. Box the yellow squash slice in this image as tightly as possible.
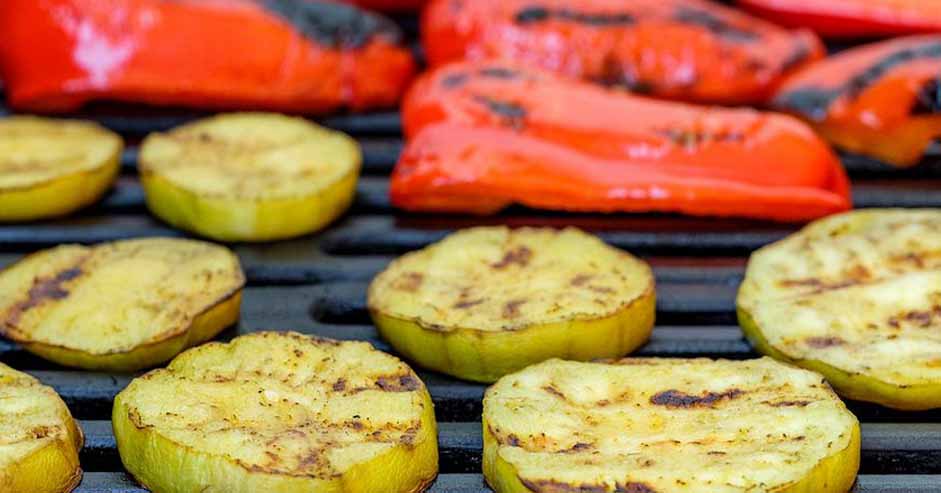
[139,112,361,242]
[738,209,941,410]
[0,238,244,371]
[113,332,438,493]
[483,358,860,493]
[0,116,122,222]
[0,363,83,493]
[368,227,656,382]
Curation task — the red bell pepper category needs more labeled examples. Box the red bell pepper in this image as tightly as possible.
[342,0,426,12]
[774,36,941,168]
[738,0,941,38]
[421,0,824,104]
[0,0,416,114]
[392,61,851,221]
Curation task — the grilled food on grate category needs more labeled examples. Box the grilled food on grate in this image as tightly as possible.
[422,0,823,104]
[113,332,438,493]
[773,36,941,168]
[0,238,244,371]
[0,362,83,493]
[368,226,656,382]
[738,209,941,410]
[483,357,860,493]
[140,113,361,242]
[0,116,121,222]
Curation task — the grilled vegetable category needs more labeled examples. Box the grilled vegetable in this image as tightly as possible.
[394,61,851,221]
[774,36,941,168]
[0,238,244,371]
[739,0,941,38]
[0,116,121,222]
[0,0,415,113]
[0,363,83,493]
[484,358,860,493]
[422,0,823,104]
[344,0,426,11]
[140,113,361,242]
[113,332,438,493]
[368,227,656,383]
[738,209,941,410]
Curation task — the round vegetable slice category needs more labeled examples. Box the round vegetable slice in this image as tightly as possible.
[484,357,860,493]
[738,208,941,410]
[139,112,361,242]
[0,116,122,222]
[0,238,244,371]
[113,331,438,493]
[0,363,83,493]
[368,227,656,382]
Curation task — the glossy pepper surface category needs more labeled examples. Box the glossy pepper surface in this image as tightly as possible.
[774,36,941,168]
[0,0,415,114]
[738,0,941,38]
[421,0,824,104]
[393,61,851,222]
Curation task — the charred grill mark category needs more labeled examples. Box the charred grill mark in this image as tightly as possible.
[332,378,346,392]
[889,307,941,328]
[650,388,745,408]
[503,299,527,319]
[765,400,812,407]
[376,374,421,392]
[4,267,84,328]
[492,246,533,269]
[657,128,745,148]
[779,277,860,293]
[473,95,527,129]
[914,78,941,115]
[782,40,816,72]
[258,0,402,48]
[479,67,521,79]
[453,298,485,309]
[571,274,594,286]
[514,6,635,27]
[805,336,846,348]
[567,442,593,452]
[518,479,658,493]
[542,384,566,400]
[442,72,470,88]
[777,42,941,119]
[392,272,424,292]
[506,434,521,447]
[673,7,757,42]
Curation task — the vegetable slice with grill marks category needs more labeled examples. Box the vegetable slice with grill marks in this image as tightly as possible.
[368,227,655,382]
[0,363,83,493]
[483,358,860,493]
[113,332,438,493]
[0,238,244,371]
[0,116,122,222]
[738,209,941,410]
[140,113,361,242]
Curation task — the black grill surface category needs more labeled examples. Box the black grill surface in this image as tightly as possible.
[3,65,941,493]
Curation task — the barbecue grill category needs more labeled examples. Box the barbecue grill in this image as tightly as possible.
[2,12,941,493]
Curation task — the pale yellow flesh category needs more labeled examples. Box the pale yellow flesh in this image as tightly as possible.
[113,332,438,493]
[737,209,941,410]
[0,238,244,371]
[0,116,122,221]
[0,363,83,493]
[139,112,361,242]
[368,227,656,382]
[483,358,860,493]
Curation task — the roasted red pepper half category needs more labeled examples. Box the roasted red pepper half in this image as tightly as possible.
[392,61,851,222]
[0,0,415,113]
[421,0,824,104]
[774,36,941,168]
[738,0,941,38]
[342,0,426,12]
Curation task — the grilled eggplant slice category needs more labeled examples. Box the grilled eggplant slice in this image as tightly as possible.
[0,363,83,493]
[0,238,244,371]
[140,113,361,242]
[483,358,860,493]
[0,116,122,222]
[738,209,941,410]
[113,332,438,493]
[368,227,656,382]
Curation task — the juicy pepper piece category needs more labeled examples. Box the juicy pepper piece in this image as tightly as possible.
[739,0,941,38]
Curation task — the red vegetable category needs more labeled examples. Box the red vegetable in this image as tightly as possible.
[393,61,851,221]
[738,0,941,38]
[342,0,426,12]
[774,36,941,167]
[421,0,823,104]
[0,0,415,113]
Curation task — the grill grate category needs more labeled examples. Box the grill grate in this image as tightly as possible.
[3,31,941,493]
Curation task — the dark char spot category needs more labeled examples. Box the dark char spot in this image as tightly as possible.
[473,95,528,129]
[479,67,521,79]
[650,389,745,408]
[442,72,470,88]
[914,78,941,115]
[376,374,421,392]
[4,267,83,327]
[258,0,402,49]
[491,246,533,269]
[515,6,635,27]
[674,7,757,42]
